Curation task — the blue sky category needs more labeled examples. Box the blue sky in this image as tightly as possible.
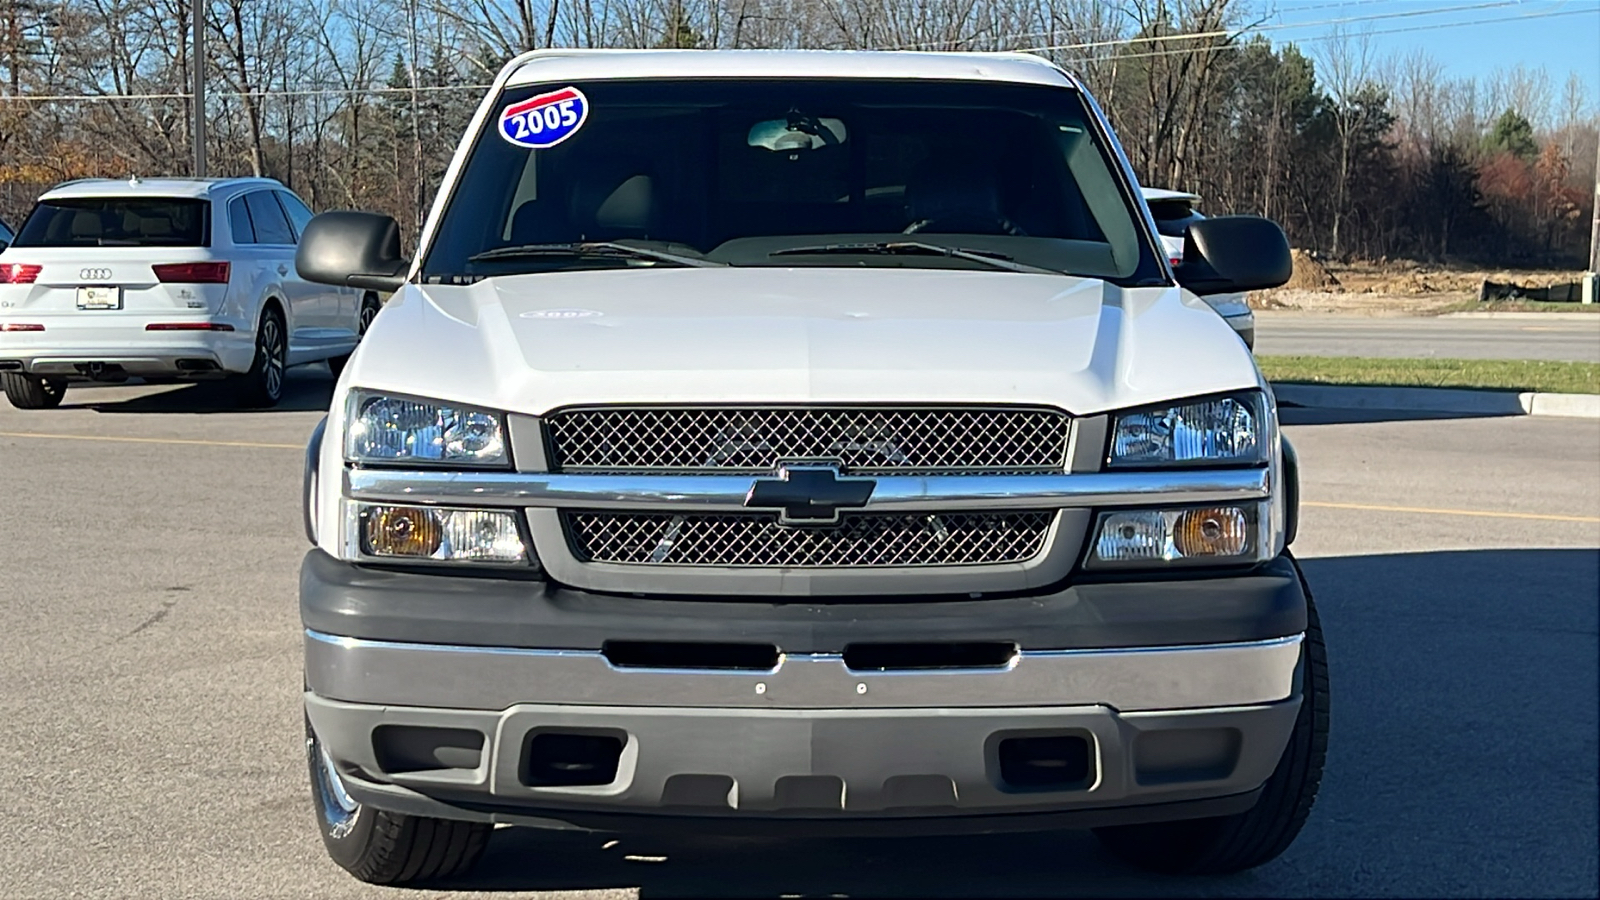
[1261,0,1600,118]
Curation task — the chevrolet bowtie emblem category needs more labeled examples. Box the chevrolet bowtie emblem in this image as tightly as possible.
[745,464,876,525]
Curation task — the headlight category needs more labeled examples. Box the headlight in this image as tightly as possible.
[1086,503,1268,568]
[349,502,534,567]
[345,390,508,467]
[1108,392,1266,467]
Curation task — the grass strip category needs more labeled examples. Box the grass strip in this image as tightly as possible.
[1259,356,1600,395]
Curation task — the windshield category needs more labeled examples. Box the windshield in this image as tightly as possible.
[422,79,1162,284]
[13,198,210,248]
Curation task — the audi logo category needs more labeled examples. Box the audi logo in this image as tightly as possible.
[79,268,113,281]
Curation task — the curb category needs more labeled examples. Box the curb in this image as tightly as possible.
[1439,311,1600,320]
[1271,383,1600,418]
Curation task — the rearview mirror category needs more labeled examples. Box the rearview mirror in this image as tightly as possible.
[295,211,410,292]
[1174,216,1292,296]
[747,116,847,151]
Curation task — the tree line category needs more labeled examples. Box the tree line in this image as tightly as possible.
[1,0,1595,266]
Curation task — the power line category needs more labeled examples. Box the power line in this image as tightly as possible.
[1012,5,1597,62]
[0,2,1592,104]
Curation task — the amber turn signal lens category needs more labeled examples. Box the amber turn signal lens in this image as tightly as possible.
[364,506,443,558]
[1173,506,1250,558]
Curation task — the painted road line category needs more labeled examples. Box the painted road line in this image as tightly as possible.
[0,430,300,450]
[1304,500,1600,524]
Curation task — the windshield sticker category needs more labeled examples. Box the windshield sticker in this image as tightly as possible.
[499,87,588,149]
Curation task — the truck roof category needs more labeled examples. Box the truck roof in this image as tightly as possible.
[504,49,1078,90]
[39,176,283,201]
[1140,187,1202,204]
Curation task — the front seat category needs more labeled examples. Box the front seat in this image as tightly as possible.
[902,158,1024,236]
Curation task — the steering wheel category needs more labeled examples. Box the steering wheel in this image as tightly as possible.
[903,212,1028,237]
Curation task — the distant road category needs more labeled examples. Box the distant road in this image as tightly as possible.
[1253,312,1600,363]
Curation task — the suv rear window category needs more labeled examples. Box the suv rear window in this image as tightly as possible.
[12,198,210,248]
[1146,199,1204,238]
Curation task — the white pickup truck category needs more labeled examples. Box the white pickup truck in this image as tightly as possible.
[295,49,1325,885]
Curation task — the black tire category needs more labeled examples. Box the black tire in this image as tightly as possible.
[327,293,380,380]
[236,305,287,408]
[306,717,491,885]
[1093,556,1328,875]
[1,372,67,409]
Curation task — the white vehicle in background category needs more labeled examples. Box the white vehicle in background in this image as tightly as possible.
[0,177,382,409]
[1142,188,1255,348]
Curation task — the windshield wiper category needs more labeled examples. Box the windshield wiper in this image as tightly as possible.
[769,241,1061,275]
[468,241,725,268]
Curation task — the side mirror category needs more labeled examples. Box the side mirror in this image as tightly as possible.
[1174,215,1292,296]
[295,211,410,292]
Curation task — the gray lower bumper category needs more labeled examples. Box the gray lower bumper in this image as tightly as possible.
[308,694,1297,824]
[305,632,1302,826]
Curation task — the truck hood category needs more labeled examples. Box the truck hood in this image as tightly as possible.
[346,267,1263,416]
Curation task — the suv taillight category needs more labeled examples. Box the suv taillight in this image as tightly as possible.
[152,262,230,284]
[0,263,41,284]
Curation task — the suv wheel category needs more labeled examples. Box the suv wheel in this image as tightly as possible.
[1092,555,1328,874]
[1,372,68,409]
[327,293,381,380]
[306,718,491,884]
[236,306,286,408]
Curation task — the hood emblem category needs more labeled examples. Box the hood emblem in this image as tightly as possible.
[745,463,875,525]
[520,308,602,319]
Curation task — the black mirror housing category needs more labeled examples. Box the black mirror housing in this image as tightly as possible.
[1174,215,1292,296]
[295,211,410,293]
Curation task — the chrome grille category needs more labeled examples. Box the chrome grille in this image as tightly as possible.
[565,511,1054,567]
[545,407,1070,474]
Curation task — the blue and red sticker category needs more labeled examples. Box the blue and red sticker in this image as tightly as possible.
[499,86,588,149]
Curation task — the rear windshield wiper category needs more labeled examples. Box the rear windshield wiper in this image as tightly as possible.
[769,241,1062,275]
[468,241,725,268]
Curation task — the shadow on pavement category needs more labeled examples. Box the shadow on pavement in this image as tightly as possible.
[63,365,334,414]
[411,548,1599,897]
[1277,404,1520,426]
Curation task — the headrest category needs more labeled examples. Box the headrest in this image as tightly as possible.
[70,210,104,238]
[904,157,1003,222]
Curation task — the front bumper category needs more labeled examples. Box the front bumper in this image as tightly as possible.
[307,690,1299,828]
[302,551,1307,828]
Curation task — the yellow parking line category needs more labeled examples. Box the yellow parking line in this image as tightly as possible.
[0,430,299,450]
[1304,500,1599,524]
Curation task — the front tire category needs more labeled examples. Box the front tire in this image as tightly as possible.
[1,372,67,409]
[306,717,491,884]
[1093,556,1328,874]
[236,306,286,408]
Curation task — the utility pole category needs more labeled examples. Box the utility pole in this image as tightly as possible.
[192,0,207,178]
[1587,137,1599,303]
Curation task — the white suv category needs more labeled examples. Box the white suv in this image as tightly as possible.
[1142,188,1255,348]
[0,177,382,408]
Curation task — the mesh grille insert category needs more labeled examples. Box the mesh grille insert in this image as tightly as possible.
[565,511,1054,568]
[545,407,1070,474]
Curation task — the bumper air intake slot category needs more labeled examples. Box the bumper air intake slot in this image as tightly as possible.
[844,641,1018,671]
[0,361,21,371]
[372,725,484,775]
[522,731,625,787]
[602,640,779,671]
[995,733,1094,790]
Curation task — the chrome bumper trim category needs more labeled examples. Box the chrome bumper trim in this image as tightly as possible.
[304,630,1302,712]
[343,466,1270,513]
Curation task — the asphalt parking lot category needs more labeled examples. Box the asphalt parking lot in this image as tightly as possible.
[1,368,1596,899]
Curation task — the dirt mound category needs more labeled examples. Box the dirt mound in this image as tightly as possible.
[1284,249,1339,290]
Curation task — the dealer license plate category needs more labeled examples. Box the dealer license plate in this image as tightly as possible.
[76,286,122,310]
